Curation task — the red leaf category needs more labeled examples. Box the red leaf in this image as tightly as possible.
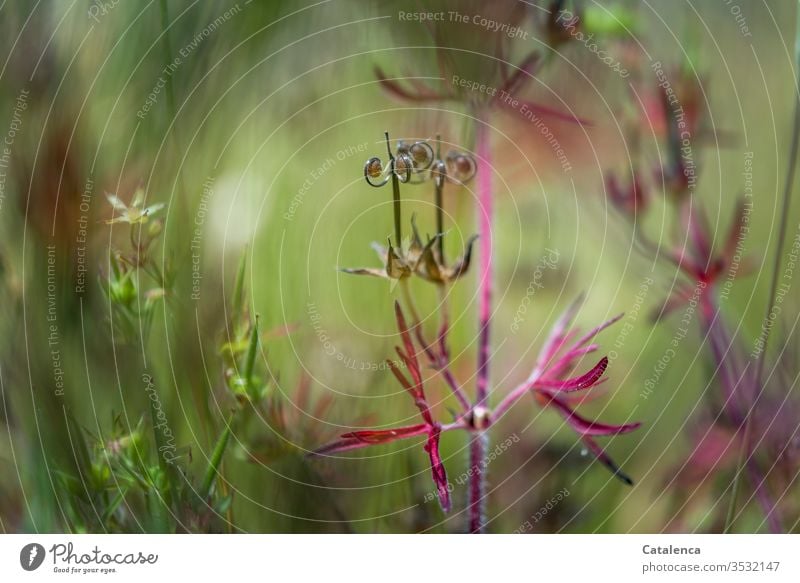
[312,424,430,456]
[580,434,635,486]
[537,357,609,392]
[539,393,641,436]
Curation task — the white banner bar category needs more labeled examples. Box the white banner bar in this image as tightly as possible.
[1,534,797,581]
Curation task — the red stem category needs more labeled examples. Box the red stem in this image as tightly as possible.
[469,115,493,533]
[468,432,488,533]
[401,281,471,412]
[475,117,493,407]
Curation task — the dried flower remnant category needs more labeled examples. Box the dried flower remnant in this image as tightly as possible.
[412,136,479,284]
[426,137,478,270]
[343,134,478,285]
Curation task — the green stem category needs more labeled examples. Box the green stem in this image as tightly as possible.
[435,180,444,259]
[434,136,445,260]
[385,131,403,245]
[391,171,402,245]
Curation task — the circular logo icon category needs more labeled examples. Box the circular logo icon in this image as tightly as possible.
[20,543,46,571]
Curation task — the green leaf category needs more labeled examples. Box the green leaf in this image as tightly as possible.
[200,413,235,499]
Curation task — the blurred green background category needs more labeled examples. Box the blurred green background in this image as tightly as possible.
[0,0,798,533]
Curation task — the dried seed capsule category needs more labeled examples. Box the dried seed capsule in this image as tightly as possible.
[394,154,413,183]
[364,156,389,187]
[408,141,433,170]
[431,159,447,188]
[366,157,383,178]
[447,152,477,183]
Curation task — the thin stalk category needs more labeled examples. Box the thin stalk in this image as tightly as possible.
[435,179,444,259]
[469,114,493,534]
[435,283,469,412]
[386,132,403,245]
[724,2,800,533]
[436,283,451,366]
[399,279,423,324]
[468,432,488,533]
[391,170,403,245]
[399,280,437,365]
[434,135,445,260]
[492,378,537,421]
[475,118,493,407]
[400,280,471,411]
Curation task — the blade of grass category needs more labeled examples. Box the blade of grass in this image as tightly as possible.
[200,412,235,499]
[232,246,248,328]
[101,487,129,526]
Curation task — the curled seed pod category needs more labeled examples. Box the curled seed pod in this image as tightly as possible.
[446,151,477,184]
[364,156,389,187]
[394,154,413,183]
[408,141,434,172]
[431,159,447,189]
